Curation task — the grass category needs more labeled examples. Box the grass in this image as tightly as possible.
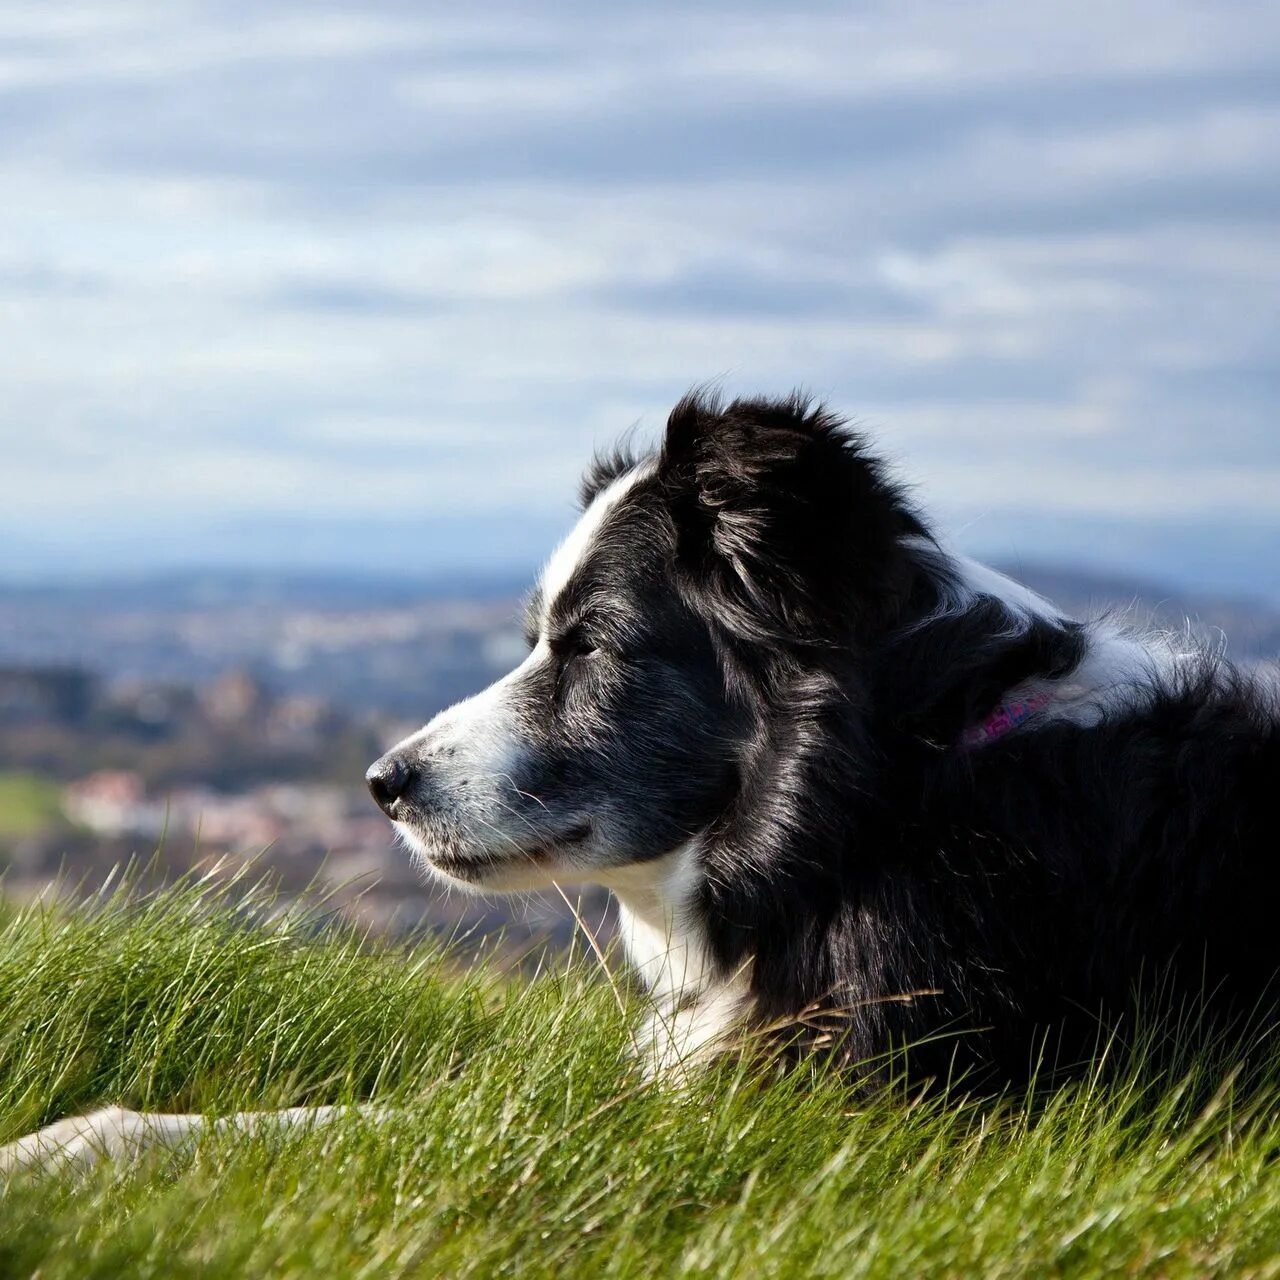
[1,871,1280,1278]
[0,771,66,839]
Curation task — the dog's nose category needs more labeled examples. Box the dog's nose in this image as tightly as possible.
[366,754,415,817]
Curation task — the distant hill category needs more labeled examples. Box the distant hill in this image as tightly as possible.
[0,563,1275,683]
[0,568,533,612]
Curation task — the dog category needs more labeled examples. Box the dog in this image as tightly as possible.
[366,391,1280,1082]
[6,390,1277,1172]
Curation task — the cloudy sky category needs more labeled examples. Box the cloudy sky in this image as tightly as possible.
[2,0,1278,596]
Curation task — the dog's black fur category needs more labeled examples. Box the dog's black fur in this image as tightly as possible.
[641,393,1279,1084]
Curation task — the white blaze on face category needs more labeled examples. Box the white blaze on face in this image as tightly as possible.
[537,459,656,633]
[394,459,653,765]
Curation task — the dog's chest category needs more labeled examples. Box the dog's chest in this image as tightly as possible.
[604,848,753,1075]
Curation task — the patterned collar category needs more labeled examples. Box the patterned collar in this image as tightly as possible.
[962,688,1055,748]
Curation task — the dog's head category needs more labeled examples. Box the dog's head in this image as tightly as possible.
[366,392,924,891]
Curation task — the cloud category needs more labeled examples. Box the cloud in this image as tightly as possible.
[0,0,1277,595]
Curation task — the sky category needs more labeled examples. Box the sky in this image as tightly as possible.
[1,0,1278,598]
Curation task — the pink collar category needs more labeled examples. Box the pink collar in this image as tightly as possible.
[962,688,1054,748]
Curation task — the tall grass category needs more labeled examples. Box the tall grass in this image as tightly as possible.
[2,868,1279,1278]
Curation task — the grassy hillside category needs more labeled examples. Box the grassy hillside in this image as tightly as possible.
[0,771,66,839]
[2,875,1280,1278]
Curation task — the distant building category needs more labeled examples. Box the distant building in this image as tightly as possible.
[199,669,268,726]
[62,770,167,838]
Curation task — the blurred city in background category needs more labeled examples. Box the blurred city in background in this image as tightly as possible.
[2,567,1277,951]
[1,1,1277,948]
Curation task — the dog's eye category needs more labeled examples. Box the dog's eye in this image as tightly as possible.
[551,633,598,661]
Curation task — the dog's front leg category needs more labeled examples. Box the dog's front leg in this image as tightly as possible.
[0,1103,383,1177]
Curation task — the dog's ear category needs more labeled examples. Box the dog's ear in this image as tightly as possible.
[659,391,923,646]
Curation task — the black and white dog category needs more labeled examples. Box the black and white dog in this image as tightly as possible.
[6,391,1277,1173]
[368,391,1280,1084]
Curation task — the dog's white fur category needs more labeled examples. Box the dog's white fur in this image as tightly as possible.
[539,460,656,623]
[912,536,1184,728]
[601,844,754,1076]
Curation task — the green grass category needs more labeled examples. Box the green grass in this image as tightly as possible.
[0,771,66,838]
[2,872,1280,1279]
